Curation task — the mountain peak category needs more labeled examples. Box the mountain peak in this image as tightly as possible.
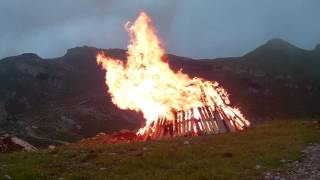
[65,46,99,57]
[263,38,297,49]
[244,38,303,58]
[266,38,288,44]
[314,44,320,51]
[0,53,42,62]
[20,53,41,59]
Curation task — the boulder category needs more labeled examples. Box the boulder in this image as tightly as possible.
[0,134,37,153]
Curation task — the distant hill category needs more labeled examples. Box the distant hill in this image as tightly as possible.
[0,39,319,146]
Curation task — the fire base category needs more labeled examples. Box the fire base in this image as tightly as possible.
[139,106,250,140]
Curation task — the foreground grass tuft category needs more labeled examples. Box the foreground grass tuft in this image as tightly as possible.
[0,119,319,180]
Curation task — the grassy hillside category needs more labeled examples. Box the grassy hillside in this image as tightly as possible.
[1,39,320,146]
[0,119,319,179]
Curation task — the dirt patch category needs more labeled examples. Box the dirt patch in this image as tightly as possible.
[264,143,320,180]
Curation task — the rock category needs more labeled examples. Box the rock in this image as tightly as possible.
[31,125,38,129]
[96,132,106,137]
[183,140,190,145]
[3,175,12,179]
[262,144,320,180]
[280,159,287,163]
[48,145,56,150]
[10,136,37,152]
[0,134,37,153]
[255,165,261,169]
[265,172,271,176]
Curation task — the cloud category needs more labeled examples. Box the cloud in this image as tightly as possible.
[0,0,319,59]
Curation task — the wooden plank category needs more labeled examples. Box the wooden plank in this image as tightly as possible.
[214,111,227,133]
[224,119,236,132]
[207,118,218,134]
[197,107,210,134]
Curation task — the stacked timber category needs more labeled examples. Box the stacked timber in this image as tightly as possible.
[141,105,249,140]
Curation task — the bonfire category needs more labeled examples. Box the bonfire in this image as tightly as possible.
[97,11,250,140]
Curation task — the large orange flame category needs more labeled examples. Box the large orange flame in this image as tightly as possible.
[97,11,250,136]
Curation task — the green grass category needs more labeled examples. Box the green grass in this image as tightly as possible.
[0,119,319,180]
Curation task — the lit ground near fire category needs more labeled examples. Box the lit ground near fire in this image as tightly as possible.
[0,120,319,179]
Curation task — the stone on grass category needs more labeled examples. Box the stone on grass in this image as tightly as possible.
[183,140,190,145]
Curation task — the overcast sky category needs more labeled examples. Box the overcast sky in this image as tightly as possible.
[1,0,320,59]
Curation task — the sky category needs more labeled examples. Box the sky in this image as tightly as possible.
[1,0,320,59]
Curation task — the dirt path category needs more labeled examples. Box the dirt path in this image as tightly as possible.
[263,143,320,180]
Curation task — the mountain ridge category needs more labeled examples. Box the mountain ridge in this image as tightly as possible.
[0,38,319,146]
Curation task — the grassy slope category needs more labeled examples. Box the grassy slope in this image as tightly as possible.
[0,119,319,180]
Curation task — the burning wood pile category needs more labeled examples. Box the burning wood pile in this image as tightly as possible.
[140,105,248,140]
[97,11,250,141]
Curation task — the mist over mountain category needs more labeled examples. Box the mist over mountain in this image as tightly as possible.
[0,38,319,146]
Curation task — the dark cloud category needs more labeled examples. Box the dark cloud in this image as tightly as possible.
[0,0,319,59]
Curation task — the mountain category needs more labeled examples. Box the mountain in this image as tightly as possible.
[0,39,320,146]
[0,47,142,146]
[242,38,320,82]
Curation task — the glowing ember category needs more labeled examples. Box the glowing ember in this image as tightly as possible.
[97,11,250,139]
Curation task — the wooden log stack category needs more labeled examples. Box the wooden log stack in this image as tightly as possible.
[141,105,249,140]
